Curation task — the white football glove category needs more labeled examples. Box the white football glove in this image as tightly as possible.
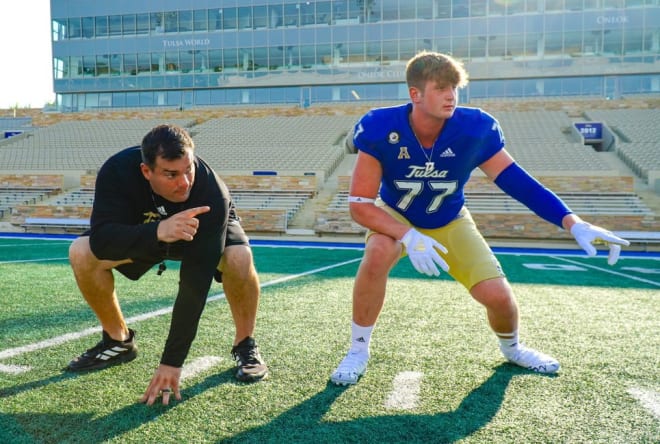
[569,222,630,265]
[400,228,449,277]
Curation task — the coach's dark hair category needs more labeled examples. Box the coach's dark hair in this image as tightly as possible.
[141,124,194,169]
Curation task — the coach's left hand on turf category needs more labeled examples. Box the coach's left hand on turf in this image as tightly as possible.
[139,364,182,406]
[570,221,630,265]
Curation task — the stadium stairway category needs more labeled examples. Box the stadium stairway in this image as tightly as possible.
[285,153,357,234]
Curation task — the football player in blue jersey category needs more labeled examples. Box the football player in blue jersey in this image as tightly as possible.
[330,51,629,385]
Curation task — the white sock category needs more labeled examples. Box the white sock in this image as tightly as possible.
[496,330,519,354]
[350,321,373,355]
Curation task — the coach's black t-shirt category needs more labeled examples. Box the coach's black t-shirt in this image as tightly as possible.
[89,146,230,367]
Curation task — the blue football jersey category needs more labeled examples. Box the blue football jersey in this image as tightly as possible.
[353,103,505,228]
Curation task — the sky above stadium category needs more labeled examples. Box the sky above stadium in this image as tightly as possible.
[0,0,53,108]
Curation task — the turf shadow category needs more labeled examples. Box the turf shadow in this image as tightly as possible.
[222,364,544,443]
[0,367,237,443]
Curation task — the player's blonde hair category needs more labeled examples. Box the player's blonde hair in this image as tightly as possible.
[406,51,469,91]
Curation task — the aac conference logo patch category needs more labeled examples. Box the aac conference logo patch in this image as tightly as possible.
[388,132,400,144]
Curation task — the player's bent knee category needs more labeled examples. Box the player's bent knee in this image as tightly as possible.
[221,245,256,279]
[69,237,92,264]
[364,235,401,268]
[69,237,106,272]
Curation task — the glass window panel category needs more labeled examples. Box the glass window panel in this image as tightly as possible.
[194,73,209,87]
[316,2,332,24]
[81,56,95,76]
[110,78,125,93]
[470,0,488,16]
[400,39,417,61]
[209,9,221,30]
[165,51,179,72]
[253,47,268,69]
[126,93,139,107]
[399,1,415,20]
[300,43,317,67]
[193,50,207,71]
[209,89,225,104]
[222,8,238,30]
[267,5,283,28]
[452,35,471,59]
[603,0,625,7]
[107,15,121,36]
[418,0,435,19]
[300,2,315,25]
[68,17,81,38]
[239,48,254,70]
[545,0,565,11]
[85,93,99,108]
[121,14,135,35]
[224,48,239,69]
[623,28,643,54]
[238,7,252,29]
[139,91,154,106]
[164,75,179,88]
[180,51,193,72]
[151,12,164,33]
[506,33,526,56]
[288,45,300,68]
[95,16,108,37]
[66,56,79,78]
[164,11,179,32]
[136,13,149,34]
[253,6,268,28]
[193,9,208,32]
[54,57,65,79]
[268,87,285,104]
[566,0,583,10]
[151,53,163,73]
[109,54,122,76]
[489,0,505,14]
[545,32,564,55]
[209,49,222,72]
[96,55,110,76]
[179,10,193,32]
[194,89,210,105]
[269,46,283,69]
[82,17,94,38]
[181,74,194,87]
[137,53,151,74]
[112,92,125,107]
[453,0,469,17]
[151,75,164,89]
[124,54,137,75]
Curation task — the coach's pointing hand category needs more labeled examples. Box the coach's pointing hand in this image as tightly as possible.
[157,206,210,243]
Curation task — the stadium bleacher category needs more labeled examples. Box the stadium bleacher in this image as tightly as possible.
[1,99,658,244]
[581,109,660,184]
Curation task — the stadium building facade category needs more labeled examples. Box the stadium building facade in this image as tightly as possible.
[50,0,660,111]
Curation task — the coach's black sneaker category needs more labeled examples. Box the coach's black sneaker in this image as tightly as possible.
[231,336,269,382]
[66,329,137,372]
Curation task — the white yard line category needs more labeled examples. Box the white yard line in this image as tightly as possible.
[181,356,224,380]
[628,388,660,420]
[0,257,68,264]
[553,256,660,287]
[384,371,423,410]
[0,258,361,371]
